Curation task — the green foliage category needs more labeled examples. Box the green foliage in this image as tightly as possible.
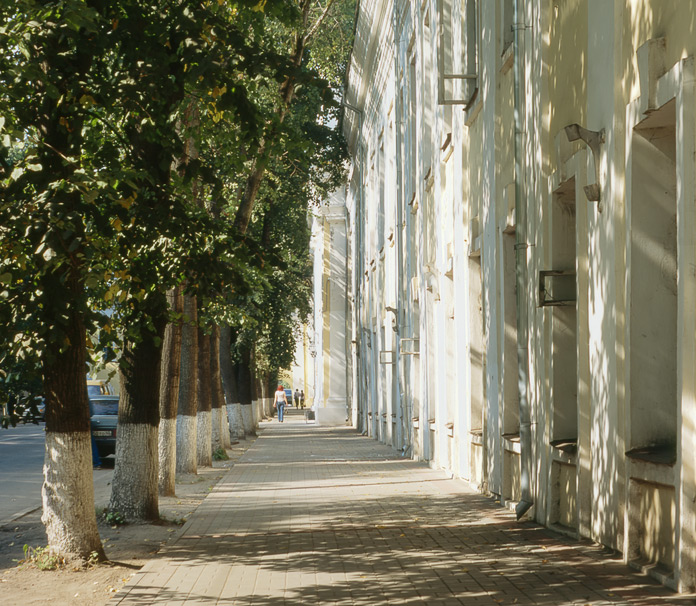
[103,509,126,526]
[0,0,355,418]
[20,545,66,571]
[212,447,229,461]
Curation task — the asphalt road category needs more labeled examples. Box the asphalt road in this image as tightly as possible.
[0,422,46,526]
[0,423,114,526]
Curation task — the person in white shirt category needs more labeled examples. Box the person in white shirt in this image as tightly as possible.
[274,385,288,422]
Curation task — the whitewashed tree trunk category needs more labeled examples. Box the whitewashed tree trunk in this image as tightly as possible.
[42,432,104,560]
[220,405,231,448]
[109,299,166,522]
[210,326,229,451]
[242,404,254,435]
[211,407,222,452]
[197,328,212,467]
[226,402,244,439]
[41,283,105,562]
[197,410,212,466]
[158,417,177,494]
[176,293,198,474]
[109,424,158,520]
[211,407,227,452]
[159,286,182,496]
[176,415,197,473]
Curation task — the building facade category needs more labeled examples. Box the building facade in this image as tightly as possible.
[341,0,696,592]
[311,190,351,425]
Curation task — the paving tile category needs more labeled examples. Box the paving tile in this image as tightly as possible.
[109,416,695,605]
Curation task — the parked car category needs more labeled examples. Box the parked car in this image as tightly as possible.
[87,379,115,397]
[19,396,45,422]
[284,388,293,406]
[89,395,119,458]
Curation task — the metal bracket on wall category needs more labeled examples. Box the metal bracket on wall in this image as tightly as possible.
[564,123,605,209]
[399,338,420,356]
[379,350,395,365]
[538,270,576,307]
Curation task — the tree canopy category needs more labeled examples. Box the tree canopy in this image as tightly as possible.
[0,0,356,426]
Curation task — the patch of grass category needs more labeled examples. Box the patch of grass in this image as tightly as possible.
[19,545,66,570]
[103,510,126,526]
[212,447,229,461]
[86,550,101,568]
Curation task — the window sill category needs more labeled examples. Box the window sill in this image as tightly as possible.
[625,444,676,466]
[550,438,578,456]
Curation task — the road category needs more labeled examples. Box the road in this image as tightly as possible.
[0,422,46,525]
[0,422,113,526]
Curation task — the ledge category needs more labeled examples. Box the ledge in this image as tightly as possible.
[502,432,521,454]
[550,438,578,456]
[625,444,676,466]
[470,430,483,446]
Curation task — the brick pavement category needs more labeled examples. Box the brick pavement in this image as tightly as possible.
[110,411,696,605]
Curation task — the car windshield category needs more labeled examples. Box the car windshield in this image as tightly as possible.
[89,397,119,416]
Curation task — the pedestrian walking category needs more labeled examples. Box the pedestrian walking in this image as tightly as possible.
[274,385,288,422]
[293,388,300,408]
[299,389,305,409]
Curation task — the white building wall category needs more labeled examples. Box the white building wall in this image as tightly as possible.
[335,0,696,594]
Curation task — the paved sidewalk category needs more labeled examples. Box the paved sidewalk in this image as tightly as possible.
[110,412,694,605]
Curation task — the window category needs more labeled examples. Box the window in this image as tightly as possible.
[437,0,478,108]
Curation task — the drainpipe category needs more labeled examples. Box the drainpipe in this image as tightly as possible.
[513,0,533,520]
[392,0,408,454]
[343,101,364,431]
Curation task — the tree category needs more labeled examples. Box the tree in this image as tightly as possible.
[196,326,213,466]
[210,325,230,451]
[158,286,183,496]
[0,0,354,554]
[104,0,297,519]
[177,293,199,473]
[233,0,346,234]
[220,0,354,401]
[0,1,118,561]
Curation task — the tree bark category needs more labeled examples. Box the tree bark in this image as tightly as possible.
[238,345,255,435]
[42,273,106,561]
[219,325,244,439]
[158,286,183,496]
[109,296,167,522]
[33,21,105,563]
[176,293,198,474]
[196,328,212,467]
[210,326,230,450]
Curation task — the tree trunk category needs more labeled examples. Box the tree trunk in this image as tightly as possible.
[220,325,244,439]
[42,273,106,561]
[176,293,198,474]
[158,286,183,496]
[238,345,255,435]
[35,24,105,563]
[210,326,230,450]
[109,297,167,522]
[196,328,212,467]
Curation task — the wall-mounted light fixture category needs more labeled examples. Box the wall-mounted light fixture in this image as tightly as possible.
[564,123,605,210]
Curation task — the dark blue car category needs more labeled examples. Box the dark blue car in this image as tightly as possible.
[90,395,119,458]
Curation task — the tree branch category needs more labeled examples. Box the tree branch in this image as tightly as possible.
[303,0,338,48]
